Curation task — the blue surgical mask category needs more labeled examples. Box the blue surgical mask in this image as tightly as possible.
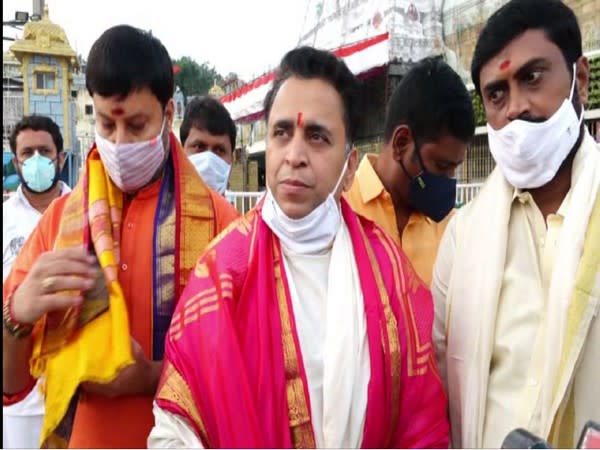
[18,151,60,193]
[400,146,456,222]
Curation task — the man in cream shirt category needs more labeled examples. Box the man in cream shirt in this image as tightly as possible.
[433,0,599,447]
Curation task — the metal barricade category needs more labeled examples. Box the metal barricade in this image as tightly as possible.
[226,183,484,214]
[225,191,264,215]
[455,182,483,207]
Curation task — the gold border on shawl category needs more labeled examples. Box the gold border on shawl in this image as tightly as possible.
[373,227,433,374]
[156,362,209,446]
[549,194,600,445]
[356,224,401,442]
[273,242,316,449]
[176,146,216,290]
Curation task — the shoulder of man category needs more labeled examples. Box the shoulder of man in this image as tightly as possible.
[207,189,240,232]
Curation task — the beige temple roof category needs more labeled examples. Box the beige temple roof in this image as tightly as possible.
[9,4,78,67]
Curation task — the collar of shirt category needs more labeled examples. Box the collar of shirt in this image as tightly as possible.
[511,141,586,219]
[356,153,434,225]
[15,181,70,212]
[356,154,386,204]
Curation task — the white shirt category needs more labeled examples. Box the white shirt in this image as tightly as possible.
[2,181,70,418]
[3,182,70,282]
[482,190,569,447]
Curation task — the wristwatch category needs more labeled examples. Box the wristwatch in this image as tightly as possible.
[3,295,33,339]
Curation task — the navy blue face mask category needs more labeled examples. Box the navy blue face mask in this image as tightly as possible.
[400,146,456,222]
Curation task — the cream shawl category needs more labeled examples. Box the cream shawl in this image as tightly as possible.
[433,132,600,447]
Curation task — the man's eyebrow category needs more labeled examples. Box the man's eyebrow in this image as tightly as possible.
[482,79,507,96]
[482,57,550,95]
[437,157,464,167]
[303,121,333,137]
[513,57,549,79]
[96,111,147,121]
[272,119,294,129]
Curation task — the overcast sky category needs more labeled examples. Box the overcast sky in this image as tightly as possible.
[3,0,309,81]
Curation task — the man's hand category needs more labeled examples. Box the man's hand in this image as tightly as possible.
[80,338,162,398]
[11,247,97,325]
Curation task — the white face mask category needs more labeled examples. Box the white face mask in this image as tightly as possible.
[189,151,231,194]
[487,64,584,189]
[262,152,350,255]
[95,118,167,193]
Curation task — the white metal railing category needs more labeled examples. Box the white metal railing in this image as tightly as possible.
[225,191,264,215]
[226,183,484,214]
[456,182,483,206]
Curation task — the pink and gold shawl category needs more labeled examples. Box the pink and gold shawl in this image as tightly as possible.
[156,199,449,448]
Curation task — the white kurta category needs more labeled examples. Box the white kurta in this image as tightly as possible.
[149,222,371,448]
[3,182,70,450]
[432,132,600,447]
[482,190,569,447]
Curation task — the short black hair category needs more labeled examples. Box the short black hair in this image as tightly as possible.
[471,0,582,94]
[263,46,362,143]
[9,115,63,154]
[180,96,236,151]
[384,56,475,145]
[86,25,174,108]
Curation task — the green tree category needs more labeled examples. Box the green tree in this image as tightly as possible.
[172,56,222,100]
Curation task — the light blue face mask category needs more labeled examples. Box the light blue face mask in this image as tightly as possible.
[19,152,59,193]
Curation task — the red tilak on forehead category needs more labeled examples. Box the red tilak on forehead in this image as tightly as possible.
[499,60,511,71]
[111,107,124,116]
[296,112,304,127]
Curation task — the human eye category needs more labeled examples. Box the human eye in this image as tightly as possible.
[487,88,506,105]
[310,131,325,142]
[100,121,115,132]
[524,69,543,85]
[128,121,146,133]
[272,127,289,138]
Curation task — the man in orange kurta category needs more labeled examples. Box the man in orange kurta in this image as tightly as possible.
[2,25,238,448]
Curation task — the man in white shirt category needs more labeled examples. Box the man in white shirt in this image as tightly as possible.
[432,0,599,447]
[2,115,70,448]
[181,96,235,196]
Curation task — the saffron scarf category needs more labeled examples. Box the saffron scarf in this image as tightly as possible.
[30,133,215,448]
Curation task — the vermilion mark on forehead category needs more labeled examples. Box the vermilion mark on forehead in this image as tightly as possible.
[499,60,511,71]
[296,112,304,128]
[111,107,124,116]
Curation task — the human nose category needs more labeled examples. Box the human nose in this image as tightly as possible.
[506,87,531,122]
[114,126,129,145]
[284,135,308,167]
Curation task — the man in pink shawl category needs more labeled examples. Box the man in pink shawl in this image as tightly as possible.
[149,46,449,449]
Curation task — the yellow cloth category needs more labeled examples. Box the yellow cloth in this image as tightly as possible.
[482,187,570,447]
[344,153,451,286]
[30,149,133,447]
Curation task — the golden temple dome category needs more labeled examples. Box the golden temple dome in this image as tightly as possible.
[208,80,225,98]
[9,4,78,67]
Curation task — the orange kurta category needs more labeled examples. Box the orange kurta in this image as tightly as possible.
[3,178,238,448]
[344,154,453,286]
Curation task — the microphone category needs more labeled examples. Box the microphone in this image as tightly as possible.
[501,429,552,449]
[502,421,600,449]
[576,421,600,449]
